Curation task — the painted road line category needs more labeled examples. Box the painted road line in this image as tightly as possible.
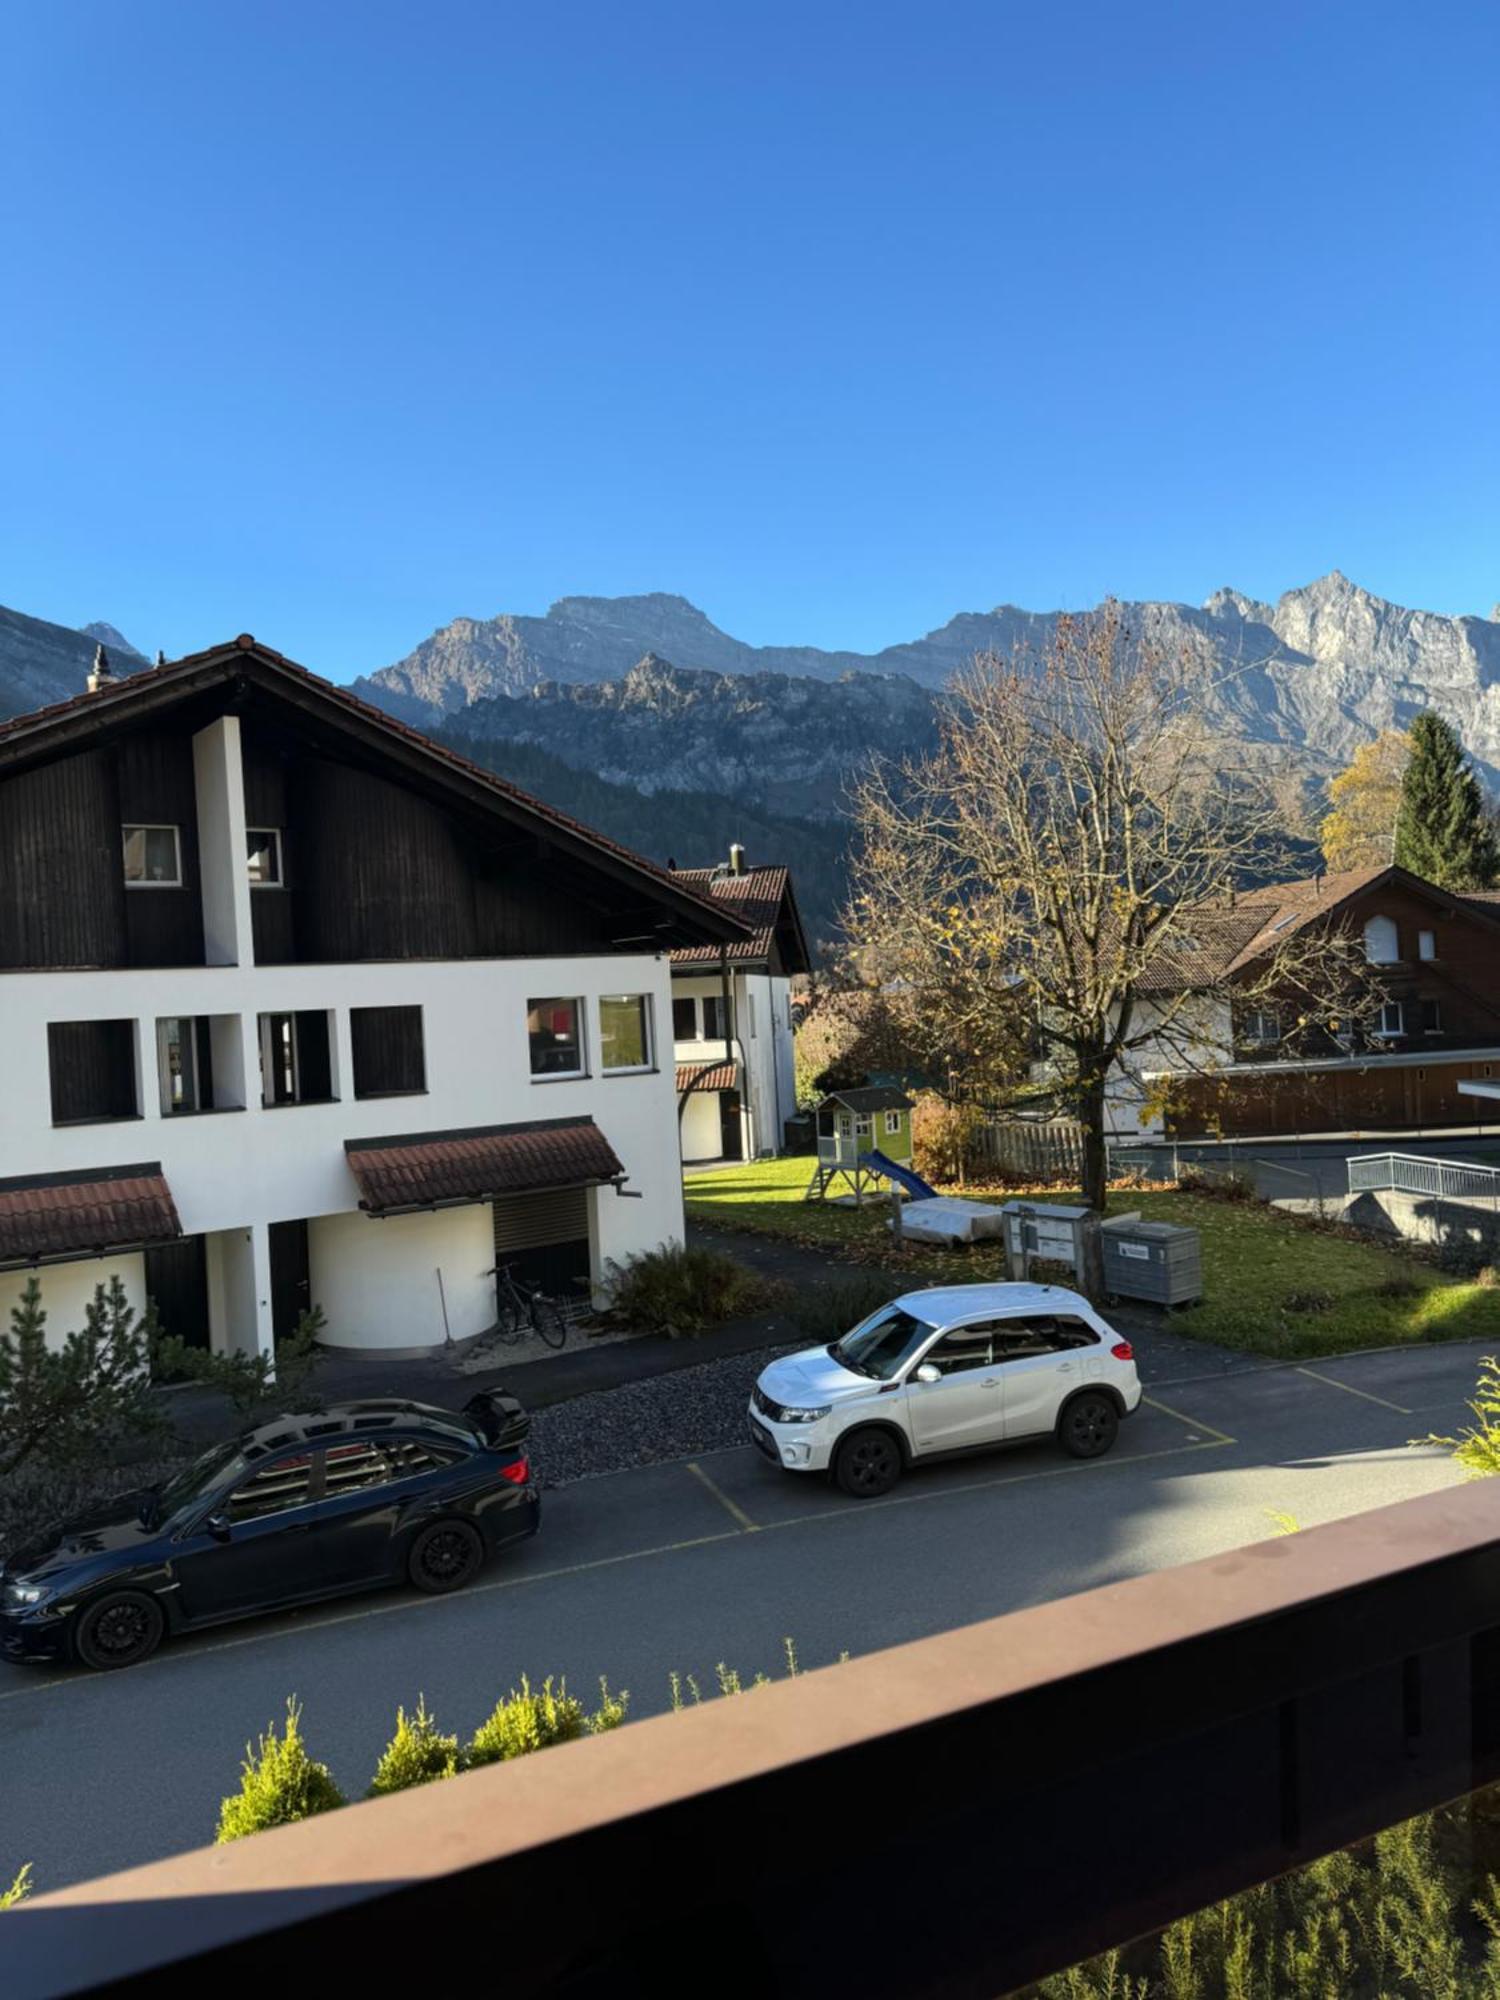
[686,1459,760,1531]
[1295,1366,1412,1416]
[1141,1394,1236,1447]
[0,1432,1231,1707]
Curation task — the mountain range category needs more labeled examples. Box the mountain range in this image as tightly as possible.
[4,573,1500,946]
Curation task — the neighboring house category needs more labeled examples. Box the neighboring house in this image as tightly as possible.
[668,846,811,1162]
[0,637,749,1360]
[1109,865,1500,1141]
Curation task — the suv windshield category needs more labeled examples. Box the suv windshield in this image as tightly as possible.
[831,1306,936,1381]
[152,1440,249,1525]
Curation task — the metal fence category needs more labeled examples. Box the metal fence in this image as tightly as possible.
[1347,1151,1500,1203]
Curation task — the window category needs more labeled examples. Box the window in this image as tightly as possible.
[246,827,283,887]
[1374,1000,1405,1038]
[672,996,697,1040]
[854,1112,873,1138]
[156,1016,214,1114]
[528,997,585,1077]
[1421,998,1443,1034]
[122,824,181,887]
[601,994,653,1073]
[1419,930,1436,962]
[993,1315,1099,1361]
[1239,1007,1280,1046]
[48,1019,138,1124]
[1363,914,1400,964]
[227,1454,314,1523]
[884,1109,903,1136]
[258,1011,334,1106]
[351,1005,425,1097]
[923,1328,995,1376]
[701,994,727,1044]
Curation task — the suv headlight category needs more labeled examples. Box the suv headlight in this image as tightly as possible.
[776,1405,831,1424]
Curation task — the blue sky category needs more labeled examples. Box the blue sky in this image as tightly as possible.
[2,1,1496,679]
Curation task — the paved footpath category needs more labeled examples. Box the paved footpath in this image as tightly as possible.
[1,1334,1490,1894]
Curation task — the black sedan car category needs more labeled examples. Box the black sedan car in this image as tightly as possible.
[0,1392,538,1671]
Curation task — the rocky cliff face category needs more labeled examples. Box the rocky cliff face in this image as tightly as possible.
[0,605,148,718]
[356,573,1500,788]
[442,654,940,819]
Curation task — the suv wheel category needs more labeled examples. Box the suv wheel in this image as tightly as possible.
[834,1427,904,1499]
[73,1590,165,1671]
[408,1518,484,1594]
[1058,1391,1120,1460]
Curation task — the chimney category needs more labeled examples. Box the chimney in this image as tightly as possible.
[86,644,114,694]
[155,649,167,668]
[729,842,746,876]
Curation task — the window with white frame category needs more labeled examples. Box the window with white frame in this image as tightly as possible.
[528,997,585,1078]
[122,824,181,886]
[1363,914,1400,964]
[600,993,653,1073]
[884,1109,903,1135]
[1239,1007,1280,1046]
[157,1016,207,1114]
[1375,1000,1405,1038]
[246,827,284,887]
[854,1112,873,1138]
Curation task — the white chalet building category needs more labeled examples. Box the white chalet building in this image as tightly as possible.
[668,850,810,1162]
[0,636,750,1359]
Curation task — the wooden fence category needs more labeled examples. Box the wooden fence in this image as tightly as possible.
[969,1116,1086,1181]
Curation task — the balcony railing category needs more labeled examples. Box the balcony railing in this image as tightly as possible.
[12,1480,1500,1998]
[1348,1149,1500,1202]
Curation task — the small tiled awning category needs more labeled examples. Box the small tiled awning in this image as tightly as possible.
[0,1164,182,1267]
[676,1062,737,1093]
[345,1118,625,1217]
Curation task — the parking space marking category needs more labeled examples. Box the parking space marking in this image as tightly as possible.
[0,1427,1227,1708]
[1141,1395,1236,1447]
[1295,1366,1412,1416]
[686,1459,760,1532]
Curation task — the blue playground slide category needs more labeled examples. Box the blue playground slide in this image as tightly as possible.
[864,1150,939,1201]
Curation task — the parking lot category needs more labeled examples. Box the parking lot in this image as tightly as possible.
[0,1335,1488,1896]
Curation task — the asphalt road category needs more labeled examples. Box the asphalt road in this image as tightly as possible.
[1,1337,1491,1894]
[1115,1131,1500,1203]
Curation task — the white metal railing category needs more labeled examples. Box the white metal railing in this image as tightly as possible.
[1347,1152,1500,1202]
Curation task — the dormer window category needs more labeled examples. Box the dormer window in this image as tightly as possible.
[122,824,181,887]
[246,827,284,887]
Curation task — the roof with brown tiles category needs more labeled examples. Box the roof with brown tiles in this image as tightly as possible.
[1137,865,1500,993]
[344,1118,625,1214]
[675,1061,738,1093]
[667,864,810,971]
[0,1165,181,1267]
[0,634,750,950]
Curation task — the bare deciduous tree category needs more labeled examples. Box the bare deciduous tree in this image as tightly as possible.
[845,605,1384,1219]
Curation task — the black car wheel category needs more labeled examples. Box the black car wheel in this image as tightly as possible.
[834,1427,904,1500]
[408,1519,484,1594]
[1058,1391,1120,1460]
[73,1590,165,1672]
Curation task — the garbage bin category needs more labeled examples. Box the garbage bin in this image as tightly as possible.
[1101,1218,1203,1307]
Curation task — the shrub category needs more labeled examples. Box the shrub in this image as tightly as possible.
[464,1676,625,1767]
[1418,1355,1500,1479]
[787,1272,901,1342]
[1178,1164,1257,1204]
[1436,1235,1490,1280]
[367,1697,460,1796]
[1373,1276,1421,1301]
[0,1864,32,1910]
[216,1699,345,1842]
[155,1306,326,1419]
[604,1244,775,1337]
[910,1093,985,1183]
[1282,1288,1336,1315]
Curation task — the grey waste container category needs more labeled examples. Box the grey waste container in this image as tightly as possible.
[1101,1219,1203,1307]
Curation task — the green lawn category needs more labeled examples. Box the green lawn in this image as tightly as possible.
[684,1156,1500,1360]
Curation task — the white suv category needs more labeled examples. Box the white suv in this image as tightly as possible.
[749,1282,1142,1498]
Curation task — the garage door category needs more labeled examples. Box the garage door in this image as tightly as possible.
[492,1187,592,1301]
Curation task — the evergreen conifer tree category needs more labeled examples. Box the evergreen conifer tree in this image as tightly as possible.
[1393,712,1499,889]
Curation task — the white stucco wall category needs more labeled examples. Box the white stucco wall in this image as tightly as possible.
[671,967,796,1158]
[1106,996,1234,1139]
[309,1204,497,1351]
[679,1088,723,1164]
[0,1252,146,1355]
